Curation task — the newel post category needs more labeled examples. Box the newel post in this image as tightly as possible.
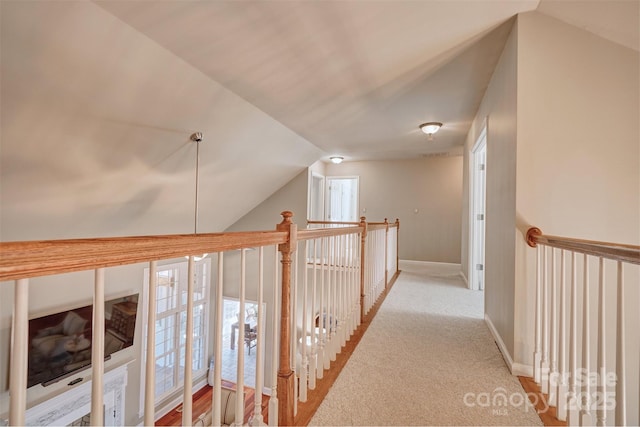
[277,211,297,426]
[359,216,367,323]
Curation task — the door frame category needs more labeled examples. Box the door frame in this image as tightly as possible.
[307,171,325,221]
[468,124,487,291]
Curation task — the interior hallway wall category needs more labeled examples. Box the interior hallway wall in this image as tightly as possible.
[463,22,518,360]
[515,12,639,424]
[325,157,463,264]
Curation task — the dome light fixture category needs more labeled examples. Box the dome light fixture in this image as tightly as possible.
[419,122,443,140]
[330,156,344,164]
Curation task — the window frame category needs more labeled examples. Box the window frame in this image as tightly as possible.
[139,258,211,416]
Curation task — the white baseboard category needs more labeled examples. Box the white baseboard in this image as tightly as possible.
[459,271,468,286]
[400,259,461,268]
[484,314,514,374]
[512,362,533,377]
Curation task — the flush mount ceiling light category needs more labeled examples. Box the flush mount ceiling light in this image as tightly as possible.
[330,156,344,164]
[419,122,443,140]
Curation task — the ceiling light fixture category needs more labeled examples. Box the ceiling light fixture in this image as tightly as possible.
[419,122,443,140]
[330,156,344,164]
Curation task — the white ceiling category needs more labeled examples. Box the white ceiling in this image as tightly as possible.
[95,0,638,162]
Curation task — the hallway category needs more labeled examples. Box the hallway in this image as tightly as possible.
[309,262,542,426]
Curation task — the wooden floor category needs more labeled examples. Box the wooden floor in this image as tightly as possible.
[156,379,268,426]
[518,376,567,427]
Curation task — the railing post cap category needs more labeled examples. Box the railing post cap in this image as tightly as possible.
[280,211,294,223]
[360,216,366,222]
[526,227,542,248]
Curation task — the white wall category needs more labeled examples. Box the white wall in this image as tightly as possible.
[515,12,639,424]
[325,157,463,263]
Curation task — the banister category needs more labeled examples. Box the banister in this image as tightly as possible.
[0,231,288,281]
[298,226,363,241]
[307,220,359,225]
[525,227,640,265]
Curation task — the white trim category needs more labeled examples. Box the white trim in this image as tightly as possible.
[512,363,534,377]
[399,259,461,268]
[484,313,514,374]
[459,271,468,286]
[469,123,487,291]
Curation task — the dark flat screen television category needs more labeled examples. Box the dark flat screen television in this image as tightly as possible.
[27,293,139,387]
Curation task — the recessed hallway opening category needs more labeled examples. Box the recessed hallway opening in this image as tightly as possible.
[310,262,541,426]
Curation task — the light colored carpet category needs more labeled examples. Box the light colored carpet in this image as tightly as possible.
[309,262,542,426]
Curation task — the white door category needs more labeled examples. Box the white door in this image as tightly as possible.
[470,129,487,291]
[325,177,359,222]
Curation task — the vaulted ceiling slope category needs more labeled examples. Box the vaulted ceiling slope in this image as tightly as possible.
[0,1,322,241]
[96,0,540,160]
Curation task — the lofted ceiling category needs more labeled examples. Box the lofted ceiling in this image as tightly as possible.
[96,0,639,162]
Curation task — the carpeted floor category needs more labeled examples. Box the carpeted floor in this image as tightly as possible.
[309,262,542,426]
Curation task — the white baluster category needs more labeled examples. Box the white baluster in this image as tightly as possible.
[318,236,326,377]
[183,256,195,426]
[534,245,542,384]
[580,254,592,426]
[9,278,29,427]
[568,252,579,425]
[213,253,224,427]
[550,248,558,407]
[596,257,606,427]
[92,268,105,426]
[542,246,550,394]
[269,246,279,426]
[558,250,568,421]
[615,261,626,426]
[236,250,246,426]
[144,261,157,426]
[299,242,309,403]
[323,235,332,371]
[252,247,266,425]
[292,249,298,417]
[309,239,317,389]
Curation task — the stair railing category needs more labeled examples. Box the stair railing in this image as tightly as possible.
[1,212,399,426]
[526,227,639,427]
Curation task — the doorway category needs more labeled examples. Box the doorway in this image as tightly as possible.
[308,172,325,221]
[325,176,359,222]
[469,127,487,291]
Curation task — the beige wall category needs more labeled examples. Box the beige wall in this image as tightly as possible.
[463,22,519,357]
[326,157,463,263]
[515,12,639,423]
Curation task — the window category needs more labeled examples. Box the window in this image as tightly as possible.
[140,259,211,409]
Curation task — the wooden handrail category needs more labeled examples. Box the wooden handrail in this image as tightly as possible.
[525,227,640,265]
[298,226,363,241]
[0,231,288,281]
[307,220,359,225]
